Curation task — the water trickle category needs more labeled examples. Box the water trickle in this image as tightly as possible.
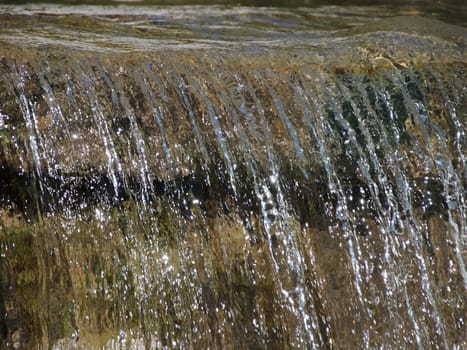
[0,4,466,350]
[86,78,123,202]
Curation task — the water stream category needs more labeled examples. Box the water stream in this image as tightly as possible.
[0,1,465,349]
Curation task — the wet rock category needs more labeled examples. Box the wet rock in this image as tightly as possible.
[0,5,465,349]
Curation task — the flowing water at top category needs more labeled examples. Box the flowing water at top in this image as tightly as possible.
[0,1,465,349]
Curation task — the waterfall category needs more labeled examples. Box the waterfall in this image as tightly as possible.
[0,3,466,349]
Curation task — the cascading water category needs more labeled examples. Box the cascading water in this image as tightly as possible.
[0,1,465,349]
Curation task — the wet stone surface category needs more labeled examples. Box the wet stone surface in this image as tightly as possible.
[0,3,466,349]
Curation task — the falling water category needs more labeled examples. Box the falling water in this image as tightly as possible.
[0,2,466,349]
